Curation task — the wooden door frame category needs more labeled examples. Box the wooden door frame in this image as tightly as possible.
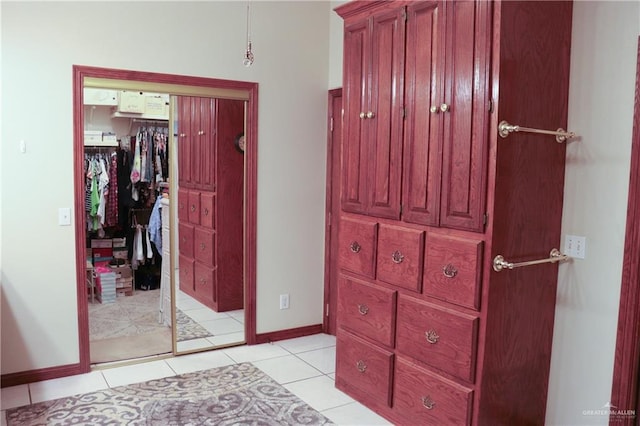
[610,37,640,424]
[323,88,342,335]
[73,66,258,372]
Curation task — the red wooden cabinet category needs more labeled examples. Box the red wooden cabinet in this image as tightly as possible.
[176,97,244,312]
[335,1,573,424]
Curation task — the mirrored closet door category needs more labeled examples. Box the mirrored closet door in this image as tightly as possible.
[82,82,248,365]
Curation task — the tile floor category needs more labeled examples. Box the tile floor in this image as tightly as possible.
[1,333,392,425]
[175,289,246,352]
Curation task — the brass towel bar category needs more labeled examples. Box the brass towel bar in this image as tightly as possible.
[493,248,570,272]
[498,120,577,143]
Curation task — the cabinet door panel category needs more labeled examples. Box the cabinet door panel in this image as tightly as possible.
[393,357,473,426]
[439,1,491,231]
[367,8,405,220]
[194,227,215,267]
[337,276,397,347]
[190,97,203,187]
[402,1,444,226]
[178,255,195,296]
[423,234,483,311]
[200,98,215,191]
[178,189,189,223]
[342,19,370,214]
[178,222,194,259]
[336,329,394,407]
[177,97,192,186]
[396,296,478,382]
[188,191,200,225]
[200,192,215,229]
[194,261,216,305]
[376,224,425,292]
[338,216,378,278]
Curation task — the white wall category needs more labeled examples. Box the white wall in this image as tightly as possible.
[0,1,331,374]
[546,1,639,425]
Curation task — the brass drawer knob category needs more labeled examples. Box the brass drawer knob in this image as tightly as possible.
[429,105,439,113]
[422,395,436,410]
[350,241,361,253]
[200,243,206,250]
[356,360,367,373]
[442,264,458,278]
[425,329,440,344]
[359,112,366,119]
[357,304,369,315]
[204,208,209,216]
[391,250,405,264]
[199,278,207,285]
[190,205,196,212]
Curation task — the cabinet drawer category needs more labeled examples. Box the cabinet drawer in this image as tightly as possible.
[337,276,396,347]
[396,296,478,382]
[194,227,216,266]
[194,262,216,304]
[179,255,194,295]
[188,191,201,225]
[393,357,472,426]
[336,330,394,407]
[338,217,378,278]
[423,234,483,310]
[178,222,194,259]
[178,189,189,223]
[376,224,425,292]
[200,192,215,229]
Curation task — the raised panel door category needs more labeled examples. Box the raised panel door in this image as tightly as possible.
[190,97,203,187]
[342,19,370,214]
[402,1,445,227]
[177,96,192,186]
[439,0,491,232]
[367,7,405,220]
[199,98,215,191]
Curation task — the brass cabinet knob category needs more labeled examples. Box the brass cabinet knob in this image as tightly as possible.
[366,111,375,119]
[422,396,436,410]
[350,241,361,253]
[425,329,440,344]
[200,243,206,250]
[358,304,369,315]
[442,264,458,278]
[359,112,366,119]
[440,103,450,112]
[391,250,405,264]
[430,106,439,113]
[190,205,196,212]
[356,360,367,373]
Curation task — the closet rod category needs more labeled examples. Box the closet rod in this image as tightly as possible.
[498,120,577,143]
[132,118,168,125]
[492,248,570,272]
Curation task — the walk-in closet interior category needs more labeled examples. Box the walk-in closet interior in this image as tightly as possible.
[82,77,248,365]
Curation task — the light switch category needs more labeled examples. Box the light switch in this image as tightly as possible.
[58,208,71,226]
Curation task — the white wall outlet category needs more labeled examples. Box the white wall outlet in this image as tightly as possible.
[564,235,586,259]
[58,207,71,226]
[279,294,290,310]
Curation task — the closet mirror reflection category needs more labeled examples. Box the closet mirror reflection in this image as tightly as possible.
[80,70,253,364]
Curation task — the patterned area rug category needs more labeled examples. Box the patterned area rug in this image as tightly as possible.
[176,308,214,342]
[6,363,333,425]
[89,289,166,341]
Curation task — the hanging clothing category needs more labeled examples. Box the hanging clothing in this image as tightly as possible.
[106,152,119,227]
[148,196,163,253]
